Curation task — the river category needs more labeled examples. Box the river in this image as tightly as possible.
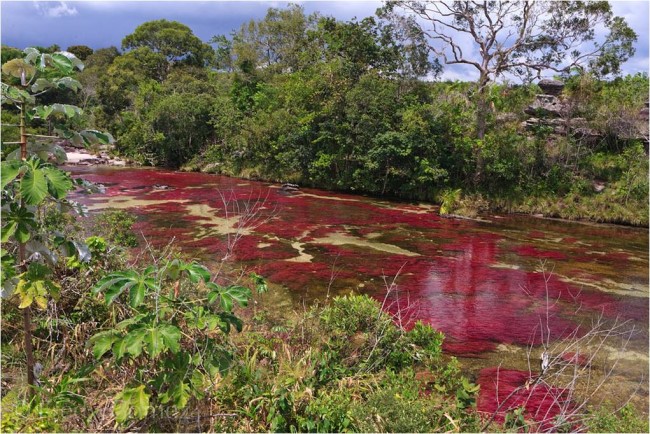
[68,165,649,420]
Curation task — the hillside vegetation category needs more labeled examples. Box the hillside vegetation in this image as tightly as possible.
[2,3,647,225]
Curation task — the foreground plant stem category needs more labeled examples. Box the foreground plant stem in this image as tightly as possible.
[19,102,36,398]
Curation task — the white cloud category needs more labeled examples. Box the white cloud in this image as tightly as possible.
[33,1,78,18]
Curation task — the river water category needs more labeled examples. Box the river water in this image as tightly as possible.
[68,166,649,419]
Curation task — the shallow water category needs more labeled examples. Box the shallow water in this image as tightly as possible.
[68,166,649,418]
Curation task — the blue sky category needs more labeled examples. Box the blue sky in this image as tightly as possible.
[2,1,648,81]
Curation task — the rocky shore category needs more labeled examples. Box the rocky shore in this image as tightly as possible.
[63,146,127,166]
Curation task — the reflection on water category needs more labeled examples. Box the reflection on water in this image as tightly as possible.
[68,166,649,412]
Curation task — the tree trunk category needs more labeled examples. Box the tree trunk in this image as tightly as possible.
[476,95,488,140]
[475,74,490,139]
[19,104,36,399]
[474,78,490,184]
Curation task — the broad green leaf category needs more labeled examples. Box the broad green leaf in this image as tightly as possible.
[93,273,127,292]
[94,275,130,304]
[105,280,135,305]
[89,330,120,359]
[131,385,150,419]
[31,78,54,93]
[55,51,84,71]
[23,47,40,64]
[250,272,268,294]
[1,205,36,243]
[206,283,222,304]
[123,328,146,358]
[185,262,210,283]
[207,283,251,312]
[112,338,128,361]
[25,262,52,280]
[21,164,48,205]
[1,222,18,243]
[81,129,114,145]
[54,77,81,91]
[1,83,35,104]
[170,381,191,409]
[50,53,73,73]
[159,324,181,354]
[1,160,22,189]
[50,103,82,118]
[163,260,210,284]
[93,270,157,306]
[64,104,76,118]
[128,282,145,308]
[42,166,73,199]
[113,390,131,423]
[33,105,55,120]
[14,221,31,243]
[217,312,244,334]
[144,327,162,358]
[1,59,35,81]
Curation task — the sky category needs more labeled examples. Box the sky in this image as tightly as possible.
[1,0,648,81]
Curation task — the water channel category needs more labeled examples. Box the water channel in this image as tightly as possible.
[68,166,649,419]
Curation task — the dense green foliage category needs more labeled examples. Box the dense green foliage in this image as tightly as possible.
[26,3,643,224]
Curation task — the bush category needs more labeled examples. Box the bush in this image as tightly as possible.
[91,209,138,247]
[0,392,61,433]
[351,369,479,433]
[586,403,649,433]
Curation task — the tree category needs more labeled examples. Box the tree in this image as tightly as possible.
[1,47,112,397]
[76,47,121,108]
[315,16,437,81]
[66,45,94,61]
[1,45,24,65]
[381,1,637,139]
[122,19,213,67]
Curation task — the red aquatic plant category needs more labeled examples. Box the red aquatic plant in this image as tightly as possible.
[477,367,578,431]
[68,168,649,362]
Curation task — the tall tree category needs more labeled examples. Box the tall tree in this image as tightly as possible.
[221,4,320,75]
[381,1,637,139]
[122,19,213,67]
[66,45,94,61]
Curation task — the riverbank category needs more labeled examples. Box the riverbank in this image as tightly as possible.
[66,151,646,228]
[180,161,649,227]
[64,146,128,166]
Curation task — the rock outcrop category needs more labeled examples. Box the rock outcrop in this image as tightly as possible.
[522,80,571,135]
[64,145,127,166]
[522,80,599,142]
[537,79,565,96]
[522,80,649,150]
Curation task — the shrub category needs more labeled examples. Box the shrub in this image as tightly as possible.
[586,403,649,433]
[91,209,138,247]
